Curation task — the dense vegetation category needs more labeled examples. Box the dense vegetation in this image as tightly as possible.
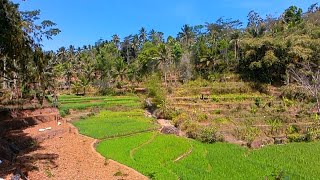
[1,2,320,116]
[0,0,60,105]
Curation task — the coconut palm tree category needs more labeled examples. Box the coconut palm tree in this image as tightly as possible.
[112,34,121,49]
[139,27,147,45]
[177,24,195,48]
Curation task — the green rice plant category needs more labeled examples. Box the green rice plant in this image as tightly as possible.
[73,110,158,139]
[58,95,141,115]
[97,133,320,180]
[97,133,190,180]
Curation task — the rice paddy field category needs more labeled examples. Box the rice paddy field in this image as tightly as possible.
[61,95,320,180]
[97,132,320,180]
[74,110,158,139]
[58,95,142,116]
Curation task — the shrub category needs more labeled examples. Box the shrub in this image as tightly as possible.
[196,126,223,143]
[212,117,230,124]
[266,118,283,135]
[250,106,258,114]
[287,133,305,142]
[280,85,309,101]
[60,109,70,117]
[286,125,299,134]
[172,113,189,127]
[305,125,320,141]
[196,113,208,122]
[255,97,261,107]
[212,95,219,102]
[212,109,222,114]
[181,120,200,138]
[186,78,210,87]
[235,122,260,144]
[146,74,166,107]
[155,102,179,120]
[249,82,269,94]
[282,97,294,107]
[99,87,116,95]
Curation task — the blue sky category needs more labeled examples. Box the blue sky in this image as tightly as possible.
[14,0,318,51]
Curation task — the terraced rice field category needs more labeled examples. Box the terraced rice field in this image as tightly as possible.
[66,94,320,179]
[58,95,141,115]
[74,110,158,139]
[97,132,320,179]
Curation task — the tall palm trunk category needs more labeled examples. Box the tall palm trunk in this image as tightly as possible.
[3,57,7,89]
[234,41,237,60]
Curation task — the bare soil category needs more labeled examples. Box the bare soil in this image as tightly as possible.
[1,109,147,180]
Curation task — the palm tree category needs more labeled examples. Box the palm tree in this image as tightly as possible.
[230,31,240,60]
[157,43,172,85]
[149,29,158,44]
[122,35,133,64]
[131,34,139,58]
[177,24,195,48]
[139,27,147,44]
[112,34,121,49]
[112,58,128,82]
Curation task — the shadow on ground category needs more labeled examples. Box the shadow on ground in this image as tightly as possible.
[0,109,59,179]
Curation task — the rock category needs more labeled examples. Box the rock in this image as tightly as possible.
[145,99,153,108]
[274,137,288,145]
[160,126,179,135]
[11,174,20,180]
[251,136,274,149]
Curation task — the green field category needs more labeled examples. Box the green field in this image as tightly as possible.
[58,95,141,114]
[97,133,320,179]
[59,95,158,138]
[65,95,320,179]
[73,110,158,139]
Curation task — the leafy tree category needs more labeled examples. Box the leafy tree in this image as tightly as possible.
[283,6,303,28]
[0,0,60,104]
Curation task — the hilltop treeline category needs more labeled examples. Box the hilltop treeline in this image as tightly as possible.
[1,2,320,102]
[52,4,320,93]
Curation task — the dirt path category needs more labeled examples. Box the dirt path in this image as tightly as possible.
[3,119,147,180]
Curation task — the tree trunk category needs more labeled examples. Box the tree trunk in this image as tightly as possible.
[234,41,237,60]
[164,71,167,87]
[316,91,320,120]
[3,57,7,89]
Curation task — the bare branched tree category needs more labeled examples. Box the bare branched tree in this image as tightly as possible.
[289,62,320,119]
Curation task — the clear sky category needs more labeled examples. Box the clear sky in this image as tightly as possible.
[13,0,318,51]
